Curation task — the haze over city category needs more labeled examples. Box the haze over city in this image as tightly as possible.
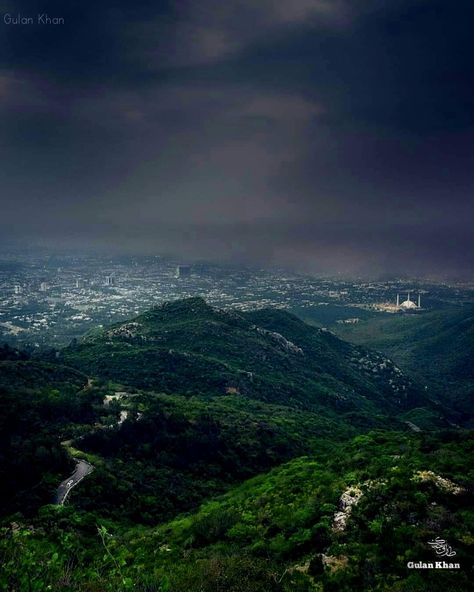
[1,0,473,278]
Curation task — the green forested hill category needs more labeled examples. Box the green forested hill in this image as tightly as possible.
[13,298,443,526]
[69,390,363,524]
[334,306,474,420]
[61,297,430,417]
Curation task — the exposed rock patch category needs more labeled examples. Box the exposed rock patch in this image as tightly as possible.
[252,325,304,355]
[412,470,465,495]
[332,485,363,532]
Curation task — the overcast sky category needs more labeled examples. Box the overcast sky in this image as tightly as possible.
[1,0,473,277]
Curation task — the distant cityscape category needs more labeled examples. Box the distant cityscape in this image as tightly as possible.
[1,251,473,349]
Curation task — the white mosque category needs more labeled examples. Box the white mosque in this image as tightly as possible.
[396,292,421,311]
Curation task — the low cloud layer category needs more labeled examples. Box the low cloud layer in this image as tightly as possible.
[1,0,473,277]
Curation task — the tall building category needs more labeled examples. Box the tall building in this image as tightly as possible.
[175,265,191,279]
[14,284,22,295]
[39,282,48,292]
[105,275,115,286]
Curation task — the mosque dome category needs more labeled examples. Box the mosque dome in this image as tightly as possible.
[400,299,418,309]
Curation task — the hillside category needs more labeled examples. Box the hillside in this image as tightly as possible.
[1,299,445,524]
[139,430,473,592]
[62,297,432,419]
[2,430,473,592]
[1,299,471,592]
[0,357,95,515]
[34,299,447,525]
[334,306,474,421]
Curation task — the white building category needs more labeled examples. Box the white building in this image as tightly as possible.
[396,292,421,311]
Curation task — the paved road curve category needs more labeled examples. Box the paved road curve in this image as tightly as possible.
[55,397,127,505]
[55,459,94,505]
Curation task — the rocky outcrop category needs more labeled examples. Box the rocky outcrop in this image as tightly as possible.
[332,485,363,532]
[252,325,304,355]
[412,471,466,495]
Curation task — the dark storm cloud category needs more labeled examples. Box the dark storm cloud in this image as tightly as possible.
[1,0,473,277]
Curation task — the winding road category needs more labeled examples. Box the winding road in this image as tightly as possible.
[55,389,132,505]
[55,459,94,505]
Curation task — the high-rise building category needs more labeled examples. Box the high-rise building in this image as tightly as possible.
[14,285,22,295]
[39,282,48,292]
[105,275,115,286]
[175,265,191,279]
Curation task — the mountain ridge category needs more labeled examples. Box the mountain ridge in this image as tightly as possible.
[62,297,433,421]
